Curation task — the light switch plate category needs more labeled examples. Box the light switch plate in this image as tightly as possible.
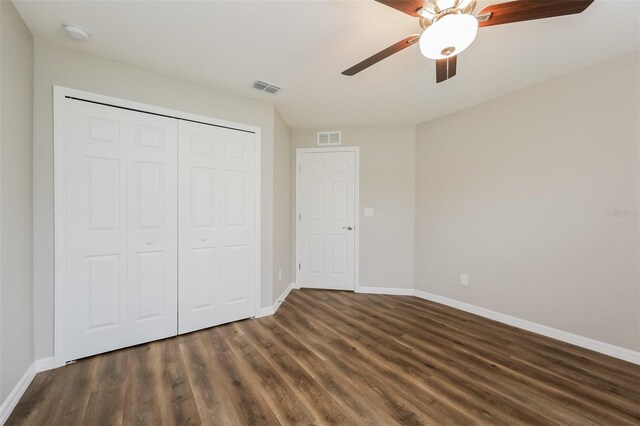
[364,208,374,217]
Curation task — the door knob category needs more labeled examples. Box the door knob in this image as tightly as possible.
[201,237,206,241]
[146,240,153,245]
[342,226,353,230]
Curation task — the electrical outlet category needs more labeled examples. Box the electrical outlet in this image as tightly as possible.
[460,274,468,286]
[278,269,282,281]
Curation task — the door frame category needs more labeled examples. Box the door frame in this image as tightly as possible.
[295,147,360,291]
[53,86,262,368]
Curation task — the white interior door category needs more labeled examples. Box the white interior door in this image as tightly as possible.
[63,98,178,361]
[178,120,257,334]
[298,150,356,290]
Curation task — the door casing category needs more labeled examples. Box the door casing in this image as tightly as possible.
[295,147,360,291]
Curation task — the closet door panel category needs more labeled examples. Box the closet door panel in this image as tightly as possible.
[127,115,178,344]
[63,98,178,362]
[178,121,256,334]
[64,100,130,361]
[178,123,223,333]
[220,133,256,323]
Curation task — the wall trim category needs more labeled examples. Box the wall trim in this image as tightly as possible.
[258,283,639,364]
[356,286,414,296]
[35,357,55,373]
[256,282,297,318]
[256,307,274,318]
[0,363,36,425]
[412,289,640,365]
[0,356,59,423]
[344,285,640,364]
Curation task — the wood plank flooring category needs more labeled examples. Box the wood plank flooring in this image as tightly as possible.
[8,289,640,425]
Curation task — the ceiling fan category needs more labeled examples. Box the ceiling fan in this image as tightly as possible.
[342,0,595,83]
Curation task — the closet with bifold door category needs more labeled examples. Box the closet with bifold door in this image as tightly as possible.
[56,91,259,364]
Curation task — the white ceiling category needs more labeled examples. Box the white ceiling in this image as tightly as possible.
[13,0,640,129]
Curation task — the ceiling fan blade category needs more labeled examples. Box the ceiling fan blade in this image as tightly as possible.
[374,0,424,17]
[435,55,457,83]
[342,35,420,76]
[477,0,594,27]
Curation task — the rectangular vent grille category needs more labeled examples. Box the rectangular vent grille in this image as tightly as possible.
[317,131,341,146]
[252,80,283,95]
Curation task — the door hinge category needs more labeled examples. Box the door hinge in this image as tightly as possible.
[298,213,301,221]
[298,164,301,172]
[298,263,301,270]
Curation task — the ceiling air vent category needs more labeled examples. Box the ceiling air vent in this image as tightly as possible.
[252,80,283,95]
[317,131,341,146]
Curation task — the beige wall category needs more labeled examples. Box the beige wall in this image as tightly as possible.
[273,110,292,300]
[33,40,279,359]
[292,126,416,291]
[415,53,640,351]
[0,0,34,401]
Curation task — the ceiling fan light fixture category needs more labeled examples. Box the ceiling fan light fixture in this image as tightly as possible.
[418,12,478,60]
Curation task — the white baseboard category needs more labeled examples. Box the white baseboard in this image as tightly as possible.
[256,305,274,318]
[284,284,639,364]
[0,363,36,425]
[322,284,639,364]
[256,283,297,318]
[413,290,640,365]
[0,356,57,424]
[0,357,55,425]
[273,282,297,313]
[35,357,55,373]
[356,286,414,296]
[4,286,634,426]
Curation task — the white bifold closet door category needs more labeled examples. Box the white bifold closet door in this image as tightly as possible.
[63,99,178,361]
[178,121,257,334]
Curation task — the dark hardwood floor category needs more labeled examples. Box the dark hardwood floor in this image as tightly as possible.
[8,289,640,425]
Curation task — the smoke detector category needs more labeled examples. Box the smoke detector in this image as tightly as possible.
[63,24,90,42]
[252,80,283,95]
